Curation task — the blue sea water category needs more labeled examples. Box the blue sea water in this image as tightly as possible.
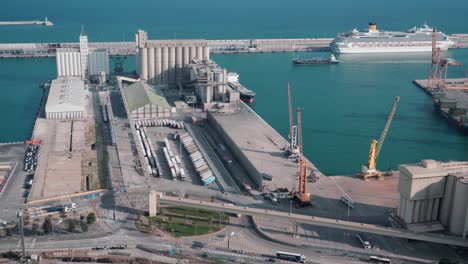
[0,0,467,174]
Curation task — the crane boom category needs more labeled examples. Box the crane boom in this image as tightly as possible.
[296,107,310,205]
[375,96,400,159]
[361,96,400,181]
[288,83,293,135]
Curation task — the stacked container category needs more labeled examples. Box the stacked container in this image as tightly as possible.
[180,133,215,185]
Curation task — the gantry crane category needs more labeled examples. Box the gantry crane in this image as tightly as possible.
[427,29,462,90]
[287,83,299,158]
[294,107,311,206]
[360,96,400,181]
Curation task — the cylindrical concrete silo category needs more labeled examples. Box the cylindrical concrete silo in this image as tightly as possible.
[448,179,468,235]
[189,46,196,62]
[182,46,190,81]
[76,52,82,76]
[71,53,77,76]
[147,47,155,83]
[155,47,162,84]
[141,48,148,80]
[168,47,176,85]
[214,71,224,101]
[56,53,62,76]
[202,46,210,59]
[196,46,203,60]
[182,46,190,66]
[136,48,140,76]
[175,46,183,83]
[161,46,169,84]
[67,53,72,76]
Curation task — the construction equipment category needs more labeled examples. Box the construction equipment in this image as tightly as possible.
[427,29,463,91]
[360,96,400,180]
[287,83,299,158]
[294,107,311,206]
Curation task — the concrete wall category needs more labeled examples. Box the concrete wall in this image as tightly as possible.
[130,103,170,119]
[206,112,262,187]
[46,111,84,119]
[447,176,468,235]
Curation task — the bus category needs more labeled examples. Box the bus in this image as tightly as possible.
[369,256,391,263]
[276,251,306,263]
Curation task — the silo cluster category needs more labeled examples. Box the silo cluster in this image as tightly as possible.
[135,30,210,86]
[189,59,227,104]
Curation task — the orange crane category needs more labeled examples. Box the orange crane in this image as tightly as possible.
[294,107,311,206]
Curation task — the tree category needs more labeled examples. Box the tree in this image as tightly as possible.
[32,223,39,237]
[43,217,52,234]
[183,213,188,224]
[5,228,12,237]
[87,212,96,224]
[67,221,76,232]
[80,221,88,232]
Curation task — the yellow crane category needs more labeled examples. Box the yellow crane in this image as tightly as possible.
[361,96,400,181]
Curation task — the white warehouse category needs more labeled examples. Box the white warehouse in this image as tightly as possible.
[45,77,86,119]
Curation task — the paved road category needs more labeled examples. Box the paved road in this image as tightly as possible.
[0,144,28,223]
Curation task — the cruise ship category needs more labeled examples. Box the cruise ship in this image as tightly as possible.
[331,23,455,54]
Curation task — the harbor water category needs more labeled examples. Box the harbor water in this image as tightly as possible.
[0,0,467,175]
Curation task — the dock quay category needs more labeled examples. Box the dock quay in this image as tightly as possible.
[0,19,53,27]
[413,78,468,134]
[0,38,332,58]
[207,101,323,190]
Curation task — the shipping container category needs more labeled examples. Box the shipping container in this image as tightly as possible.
[180,169,185,180]
[202,176,216,185]
[170,168,177,180]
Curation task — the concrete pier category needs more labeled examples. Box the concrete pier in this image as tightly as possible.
[413,78,468,133]
[0,38,333,58]
[207,101,322,189]
[0,19,53,26]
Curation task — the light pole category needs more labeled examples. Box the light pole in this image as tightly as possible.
[227,231,235,249]
[17,210,26,262]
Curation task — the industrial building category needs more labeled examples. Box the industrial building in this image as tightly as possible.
[56,32,109,79]
[397,159,468,237]
[122,81,171,119]
[45,77,86,119]
[135,29,210,86]
[188,59,240,110]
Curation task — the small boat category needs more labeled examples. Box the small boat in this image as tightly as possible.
[292,54,339,65]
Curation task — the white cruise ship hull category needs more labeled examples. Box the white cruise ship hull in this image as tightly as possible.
[332,42,452,54]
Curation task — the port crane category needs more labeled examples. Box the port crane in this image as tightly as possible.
[360,96,400,181]
[294,107,311,206]
[287,83,299,158]
[427,29,463,90]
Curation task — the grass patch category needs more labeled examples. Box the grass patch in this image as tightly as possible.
[149,206,228,237]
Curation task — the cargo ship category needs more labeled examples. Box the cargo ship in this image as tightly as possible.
[331,23,454,54]
[227,72,256,104]
[292,54,339,64]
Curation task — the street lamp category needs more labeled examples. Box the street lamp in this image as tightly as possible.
[227,231,235,249]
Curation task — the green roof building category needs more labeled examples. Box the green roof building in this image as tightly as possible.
[123,81,171,119]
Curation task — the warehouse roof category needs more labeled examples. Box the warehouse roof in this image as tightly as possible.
[123,81,170,111]
[45,77,85,113]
